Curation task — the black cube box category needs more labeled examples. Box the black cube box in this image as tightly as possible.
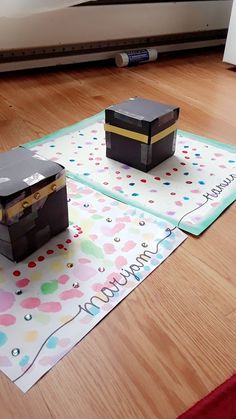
[105,97,180,172]
[0,147,69,262]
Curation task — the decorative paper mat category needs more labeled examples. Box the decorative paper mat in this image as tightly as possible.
[25,112,236,235]
[0,179,186,392]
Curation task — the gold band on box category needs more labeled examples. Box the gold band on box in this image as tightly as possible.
[0,174,66,222]
[104,122,177,145]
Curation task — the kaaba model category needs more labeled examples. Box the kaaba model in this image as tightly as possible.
[105,97,180,172]
[0,147,68,262]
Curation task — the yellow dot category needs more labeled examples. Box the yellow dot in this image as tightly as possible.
[143,233,155,241]
[60,315,74,324]
[51,261,64,272]
[31,271,42,282]
[25,330,38,342]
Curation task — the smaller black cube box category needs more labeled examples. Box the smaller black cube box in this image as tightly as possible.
[105,97,180,172]
[0,147,69,262]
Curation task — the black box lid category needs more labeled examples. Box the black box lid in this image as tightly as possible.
[0,147,64,201]
[105,97,179,137]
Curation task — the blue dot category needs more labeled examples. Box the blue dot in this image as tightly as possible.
[90,306,100,315]
[83,173,90,176]
[198,180,205,185]
[151,259,159,266]
[228,160,235,163]
[70,159,75,162]
[129,183,135,186]
[50,144,55,148]
[184,145,189,148]
[93,137,97,140]
[183,196,190,200]
[157,254,163,260]
[144,265,151,271]
[78,146,83,149]
[195,153,200,156]
[0,331,7,347]
[161,240,172,250]
[79,133,84,136]
[47,336,59,349]
[134,273,142,281]
[169,232,176,240]
[192,162,198,165]
[132,193,139,196]
[184,172,189,176]
[19,355,30,367]
[163,182,170,186]
[156,221,167,228]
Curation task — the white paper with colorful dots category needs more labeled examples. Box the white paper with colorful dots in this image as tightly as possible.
[0,179,186,392]
[25,113,236,235]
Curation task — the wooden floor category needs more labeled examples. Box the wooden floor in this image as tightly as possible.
[0,48,235,419]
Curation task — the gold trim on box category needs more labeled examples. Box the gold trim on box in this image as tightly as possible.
[104,123,149,143]
[2,174,66,220]
[104,122,177,144]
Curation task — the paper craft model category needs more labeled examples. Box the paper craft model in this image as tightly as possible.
[0,147,68,262]
[105,97,180,172]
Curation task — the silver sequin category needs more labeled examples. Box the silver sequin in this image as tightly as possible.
[83,203,89,208]
[11,348,20,357]
[24,314,32,321]
[141,243,148,248]
[73,282,80,288]
[98,267,105,272]
[67,263,73,268]
[15,290,22,295]
[114,237,120,242]
[106,218,112,223]
[139,221,145,226]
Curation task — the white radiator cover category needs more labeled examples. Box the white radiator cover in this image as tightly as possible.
[224,0,236,65]
[0,1,233,71]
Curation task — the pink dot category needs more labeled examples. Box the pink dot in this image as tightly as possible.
[173,168,178,171]
[166,172,171,176]
[38,256,45,262]
[28,261,36,268]
[0,290,15,312]
[186,181,193,184]
[16,278,30,288]
[126,175,131,178]
[21,297,41,309]
[175,201,183,207]
[170,192,176,195]
[182,151,188,154]
[115,171,120,174]
[39,302,62,313]
[47,250,54,255]
[185,157,190,160]
[59,338,71,348]
[141,179,147,183]
[13,270,21,277]
[180,162,186,166]
[58,274,70,284]
[154,177,160,181]
[57,244,64,249]
[66,239,72,244]
[59,289,83,300]
[0,314,16,326]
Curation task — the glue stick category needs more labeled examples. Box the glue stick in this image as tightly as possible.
[115,48,158,68]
